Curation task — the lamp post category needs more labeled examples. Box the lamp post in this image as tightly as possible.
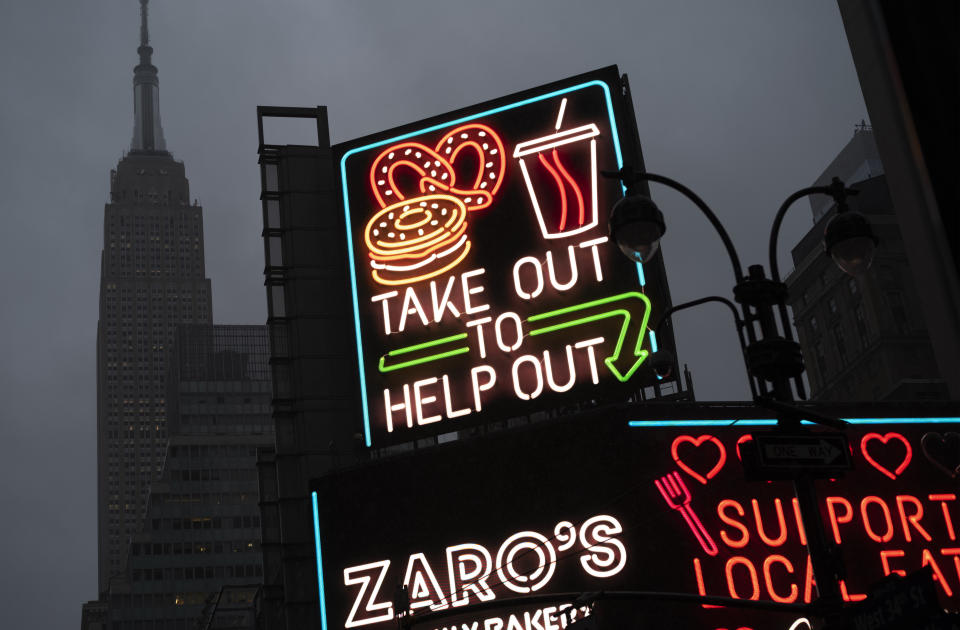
[605,168,878,627]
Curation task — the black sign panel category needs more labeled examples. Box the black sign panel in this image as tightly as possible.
[311,416,960,630]
[333,67,673,447]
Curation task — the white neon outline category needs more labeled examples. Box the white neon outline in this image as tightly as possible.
[383,384,411,433]
[495,530,556,594]
[470,365,496,412]
[402,553,448,611]
[446,543,495,607]
[343,560,393,628]
[513,124,600,157]
[465,316,492,359]
[555,98,568,130]
[370,291,398,335]
[430,275,461,323]
[516,137,599,240]
[413,377,441,425]
[577,515,627,578]
[512,354,544,401]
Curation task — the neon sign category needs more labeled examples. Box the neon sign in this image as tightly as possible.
[336,67,675,447]
[312,415,960,629]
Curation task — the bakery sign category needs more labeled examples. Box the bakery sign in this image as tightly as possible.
[336,66,672,447]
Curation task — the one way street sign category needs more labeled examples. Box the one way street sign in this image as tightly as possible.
[751,433,852,477]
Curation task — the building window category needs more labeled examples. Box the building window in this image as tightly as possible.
[833,324,847,365]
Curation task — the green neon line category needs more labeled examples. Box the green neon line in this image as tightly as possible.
[378,347,470,373]
[528,291,649,322]
[527,292,651,382]
[386,333,468,357]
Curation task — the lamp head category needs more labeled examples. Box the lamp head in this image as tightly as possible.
[823,209,878,276]
[608,194,665,263]
[650,349,675,380]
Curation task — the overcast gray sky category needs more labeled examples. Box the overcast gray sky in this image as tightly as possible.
[0,1,868,626]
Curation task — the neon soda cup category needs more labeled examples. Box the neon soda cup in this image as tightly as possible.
[513,123,601,240]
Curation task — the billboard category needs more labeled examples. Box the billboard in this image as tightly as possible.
[311,414,960,630]
[334,67,674,447]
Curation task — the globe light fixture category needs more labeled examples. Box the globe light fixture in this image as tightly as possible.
[608,194,665,263]
[823,209,878,276]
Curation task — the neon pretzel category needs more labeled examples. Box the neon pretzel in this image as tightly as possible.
[364,125,505,286]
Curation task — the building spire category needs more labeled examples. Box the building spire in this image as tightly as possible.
[130,0,168,153]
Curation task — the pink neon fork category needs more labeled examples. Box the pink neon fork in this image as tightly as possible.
[654,471,719,556]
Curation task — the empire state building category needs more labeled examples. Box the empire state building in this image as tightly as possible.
[96,0,212,592]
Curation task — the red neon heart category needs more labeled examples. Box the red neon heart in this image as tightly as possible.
[861,432,912,480]
[671,435,726,485]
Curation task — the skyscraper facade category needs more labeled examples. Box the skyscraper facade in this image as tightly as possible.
[105,325,272,630]
[97,0,213,592]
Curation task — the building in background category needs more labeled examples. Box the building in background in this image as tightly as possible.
[785,126,946,401]
[96,0,213,594]
[104,325,272,630]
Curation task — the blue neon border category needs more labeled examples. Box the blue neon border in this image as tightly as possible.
[311,492,329,630]
[340,79,644,447]
[628,416,960,428]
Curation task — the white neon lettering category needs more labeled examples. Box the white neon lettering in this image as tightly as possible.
[545,246,578,291]
[430,275,461,323]
[578,236,607,283]
[512,256,544,300]
[461,268,489,315]
[413,377,441,426]
[383,385,412,432]
[544,345,576,393]
[442,374,471,419]
[447,543,495,607]
[496,531,556,594]
[470,366,496,412]
[494,312,524,352]
[554,521,577,552]
[402,553,448,611]
[577,515,627,578]
[343,560,393,628]
[574,338,604,384]
[370,291,398,335]
[465,317,492,359]
[398,287,429,333]
[512,355,544,401]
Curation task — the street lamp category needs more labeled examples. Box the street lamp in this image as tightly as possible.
[604,168,878,626]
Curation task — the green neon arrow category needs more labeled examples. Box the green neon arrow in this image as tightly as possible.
[527,292,652,382]
[378,333,470,373]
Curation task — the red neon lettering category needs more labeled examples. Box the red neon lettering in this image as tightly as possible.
[860,432,912,480]
[791,498,808,546]
[942,548,960,584]
[860,496,895,543]
[839,580,867,602]
[922,548,954,597]
[717,500,750,548]
[880,549,906,577]
[693,558,722,609]
[896,495,933,542]
[725,556,760,601]
[751,498,788,547]
[929,494,957,540]
[762,555,798,603]
[671,434,726,485]
[826,497,853,544]
[802,554,817,603]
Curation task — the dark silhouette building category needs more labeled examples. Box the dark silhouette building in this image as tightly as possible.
[104,325,272,630]
[96,0,213,594]
[785,126,946,401]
